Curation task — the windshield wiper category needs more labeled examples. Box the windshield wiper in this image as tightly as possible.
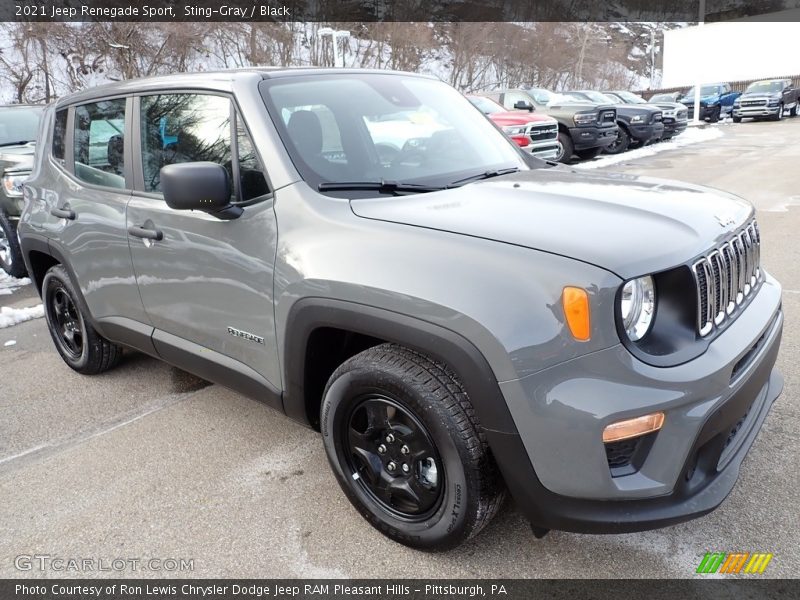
[0,140,34,147]
[318,180,446,194]
[450,167,520,187]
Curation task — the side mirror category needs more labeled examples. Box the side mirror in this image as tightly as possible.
[513,100,534,112]
[160,162,242,220]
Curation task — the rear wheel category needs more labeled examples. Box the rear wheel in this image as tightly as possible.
[790,102,799,117]
[604,127,630,154]
[43,265,122,374]
[321,343,505,550]
[555,132,573,163]
[0,211,25,278]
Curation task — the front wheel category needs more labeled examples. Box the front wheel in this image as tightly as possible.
[555,131,573,163]
[604,127,630,154]
[733,116,742,123]
[321,344,505,550]
[772,104,784,121]
[708,106,721,123]
[43,265,123,374]
[0,211,25,278]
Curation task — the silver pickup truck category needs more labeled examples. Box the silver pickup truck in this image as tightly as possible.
[733,79,800,121]
[19,69,783,550]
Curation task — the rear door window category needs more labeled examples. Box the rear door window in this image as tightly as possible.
[73,99,126,189]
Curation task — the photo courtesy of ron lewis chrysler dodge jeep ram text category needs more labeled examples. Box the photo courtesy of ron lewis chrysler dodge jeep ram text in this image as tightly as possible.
[19,69,783,550]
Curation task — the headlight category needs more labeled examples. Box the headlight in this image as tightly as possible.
[2,172,28,198]
[630,115,644,123]
[768,98,780,106]
[573,112,596,126]
[502,125,528,136]
[733,99,741,106]
[620,276,656,341]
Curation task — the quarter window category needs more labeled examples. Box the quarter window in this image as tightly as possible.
[52,108,68,162]
[139,93,232,194]
[73,99,126,189]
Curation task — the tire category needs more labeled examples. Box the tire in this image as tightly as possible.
[321,343,505,551]
[603,127,630,154]
[555,131,573,163]
[42,265,122,374]
[574,147,602,160]
[0,211,26,278]
[708,106,721,123]
[790,101,799,117]
[772,104,784,121]
[733,116,742,123]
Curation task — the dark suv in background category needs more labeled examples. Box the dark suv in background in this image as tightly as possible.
[733,79,799,122]
[0,104,43,277]
[604,90,687,141]
[480,88,618,162]
[565,90,663,154]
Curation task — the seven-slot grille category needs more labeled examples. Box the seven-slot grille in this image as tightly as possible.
[692,220,761,337]
[528,123,558,141]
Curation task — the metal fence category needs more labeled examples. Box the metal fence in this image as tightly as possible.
[638,74,800,99]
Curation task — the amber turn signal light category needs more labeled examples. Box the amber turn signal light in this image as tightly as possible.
[562,286,591,341]
[603,412,665,443]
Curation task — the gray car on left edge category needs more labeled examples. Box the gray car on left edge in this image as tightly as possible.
[18,69,783,550]
[0,104,43,277]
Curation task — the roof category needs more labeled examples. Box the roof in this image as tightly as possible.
[54,68,436,108]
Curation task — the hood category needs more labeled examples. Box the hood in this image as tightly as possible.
[349,168,753,279]
[488,112,556,127]
[0,143,35,174]
[613,104,659,118]
[738,92,781,101]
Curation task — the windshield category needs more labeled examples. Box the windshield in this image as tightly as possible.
[745,81,784,94]
[613,91,647,104]
[0,106,42,146]
[684,85,721,97]
[262,74,529,195]
[467,95,505,115]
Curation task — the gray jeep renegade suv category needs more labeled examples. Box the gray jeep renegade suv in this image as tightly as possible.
[19,69,783,550]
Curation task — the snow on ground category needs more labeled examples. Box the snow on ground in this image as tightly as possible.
[0,271,31,295]
[0,304,44,329]
[573,125,724,170]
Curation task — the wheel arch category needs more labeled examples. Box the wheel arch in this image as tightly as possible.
[282,298,519,436]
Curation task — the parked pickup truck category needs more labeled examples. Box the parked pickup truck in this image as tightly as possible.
[0,104,43,277]
[467,95,559,161]
[732,79,799,122]
[566,91,663,154]
[478,89,618,162]
[604,90,687,141]
[679,83,741,122]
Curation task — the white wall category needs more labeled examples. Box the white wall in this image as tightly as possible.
[662,15,800,87]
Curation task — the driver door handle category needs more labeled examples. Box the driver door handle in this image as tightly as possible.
[50,206,76,220]
[128,225,163,241]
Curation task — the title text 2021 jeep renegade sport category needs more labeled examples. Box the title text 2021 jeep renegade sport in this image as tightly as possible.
[19,70,783,550]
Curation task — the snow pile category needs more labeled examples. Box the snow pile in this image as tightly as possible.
[574,126,724,170]
[0,271,32,295]
[0,304,44,328]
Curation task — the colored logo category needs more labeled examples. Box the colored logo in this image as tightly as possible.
[696,552,773,574]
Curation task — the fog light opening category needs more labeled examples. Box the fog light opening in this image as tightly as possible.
[603,412,665,443]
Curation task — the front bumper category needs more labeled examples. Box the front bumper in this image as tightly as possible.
[685,104,717,120]
[526,141,560,160]
[629,121,665,143]
[662,119,687,138]
[733,105,781,118]
[568,124,619,151]
[494,274,783,533]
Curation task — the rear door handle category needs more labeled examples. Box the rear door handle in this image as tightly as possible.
[50,206,76,220]
[128,225,163,241]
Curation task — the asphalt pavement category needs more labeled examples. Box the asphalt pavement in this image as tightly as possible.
[1,118,798,578]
